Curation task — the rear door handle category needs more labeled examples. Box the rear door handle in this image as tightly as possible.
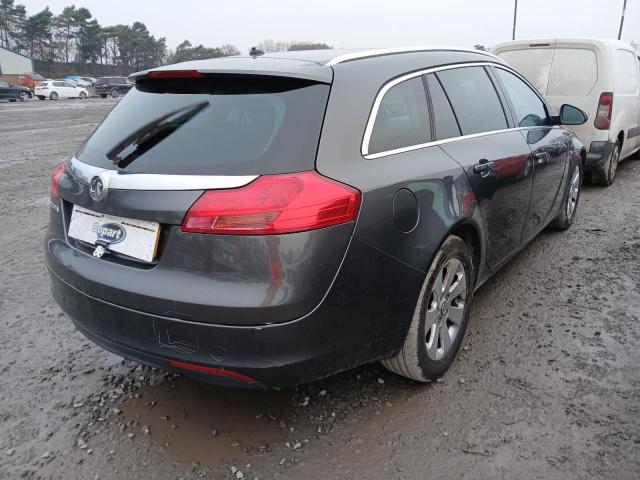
[473,159,492,175]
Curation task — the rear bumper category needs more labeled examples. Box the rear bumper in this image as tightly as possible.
[585,140,613,170]
[47,236,423,389]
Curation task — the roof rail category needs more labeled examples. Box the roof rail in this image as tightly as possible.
[326,46,498,66]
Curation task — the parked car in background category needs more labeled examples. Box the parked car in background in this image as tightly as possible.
[491,38,640,186]
[95,76,133,98]
[35,80,88,100]
[46,47,587,388]
[0,73,46,91]
[0,78,32,101]
[65,76,93,88]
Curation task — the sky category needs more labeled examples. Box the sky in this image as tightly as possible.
[20,0,640,54]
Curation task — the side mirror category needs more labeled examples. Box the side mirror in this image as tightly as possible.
[559,104,588,125]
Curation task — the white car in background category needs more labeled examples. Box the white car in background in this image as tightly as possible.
[35,80,89,101]
[491,38,640,186]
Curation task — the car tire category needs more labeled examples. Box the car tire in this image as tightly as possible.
[37,95,45,100]
[590,140,619,187]
[100,94,107,99]
[111,88,120,98]
[9,99,16,102]
[550,158,583,231]
[79,91,87,99]
[381,235,475,381]
[18,91,29,102]
[49,92,58,100]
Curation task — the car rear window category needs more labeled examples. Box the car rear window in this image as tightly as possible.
[497,48,554,94]
[498,47,599,97]
[96,77,108,84]
[548,48,598,96]
[75,76,330,175]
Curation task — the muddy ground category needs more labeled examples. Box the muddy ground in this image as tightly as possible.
[1,99,639,480]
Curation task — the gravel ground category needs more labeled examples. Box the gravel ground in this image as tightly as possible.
[1,99,639,480]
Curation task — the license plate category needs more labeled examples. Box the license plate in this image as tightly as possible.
[68,206,160,262]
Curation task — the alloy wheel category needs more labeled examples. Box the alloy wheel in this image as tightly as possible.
[18,92,29,102]
[425,257,467,361]
[609,144,620,182]
[566,165,581,218]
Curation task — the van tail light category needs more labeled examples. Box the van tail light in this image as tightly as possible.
[594,92,613,130]
[182,171,361,235]
[51,162,66,200]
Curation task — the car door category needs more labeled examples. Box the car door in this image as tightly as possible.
[432,67,534,268]
[492,67,569,239]
[0,80,10,99]
[52,81,64,96]
[63,81,76,97]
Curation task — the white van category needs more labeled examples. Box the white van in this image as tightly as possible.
[491,39,640,186]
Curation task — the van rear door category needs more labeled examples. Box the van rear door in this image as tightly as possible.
[612,49,640,156]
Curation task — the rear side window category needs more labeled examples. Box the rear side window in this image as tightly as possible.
[614,50,639,95]
[425,74,460,140]
[494,68,548,127]
[437,67,508,135]
[368,76,431,155]
[75,76,330,175]
[547,48,598,96]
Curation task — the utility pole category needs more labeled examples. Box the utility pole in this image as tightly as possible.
[619,0,628,40]
[512,0,518,41]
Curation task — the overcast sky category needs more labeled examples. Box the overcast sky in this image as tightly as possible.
[21,0,640,54]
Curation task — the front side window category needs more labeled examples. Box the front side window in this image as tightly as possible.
[494,68,548,127]
[0,80,9,88]
[436,67,508,135]
[368,76,431,155]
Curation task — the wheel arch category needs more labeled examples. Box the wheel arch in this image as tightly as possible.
[447,219,483,286]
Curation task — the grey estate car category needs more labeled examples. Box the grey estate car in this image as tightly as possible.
[46,47,587,388]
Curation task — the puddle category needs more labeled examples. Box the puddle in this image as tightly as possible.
[117,376,289,467]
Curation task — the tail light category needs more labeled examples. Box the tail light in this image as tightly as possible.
[168,360,256,384]
[182,171,361,235]
[594,92,613,130]
[51,162,66,200]
[147,70,202,79]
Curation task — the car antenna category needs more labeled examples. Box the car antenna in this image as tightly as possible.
[249,47,264,58]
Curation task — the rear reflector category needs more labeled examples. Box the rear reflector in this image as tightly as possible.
[595,92,613,130]
[168,360,256,384]
[51,162,66,200]
[147,70,203,79]
[182,171,361,235]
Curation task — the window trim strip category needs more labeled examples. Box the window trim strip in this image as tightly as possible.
[362,61,552,159]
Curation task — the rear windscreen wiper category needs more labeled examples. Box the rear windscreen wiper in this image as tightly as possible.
[106,100,210,169]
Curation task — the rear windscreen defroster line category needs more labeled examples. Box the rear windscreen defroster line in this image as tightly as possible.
[76,76,331,176]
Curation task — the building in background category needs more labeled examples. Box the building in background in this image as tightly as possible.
[0,46,34,75]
